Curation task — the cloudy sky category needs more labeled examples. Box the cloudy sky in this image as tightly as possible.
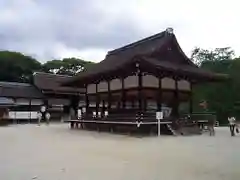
[0,0,239,63]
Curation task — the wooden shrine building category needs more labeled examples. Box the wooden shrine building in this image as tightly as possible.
[64,28,227,134]
[0,73,84,124]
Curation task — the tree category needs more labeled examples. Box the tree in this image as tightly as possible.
[0,51,42,83]
[191,47,234,66]
[42,58,94,76]
[191,47,239,124]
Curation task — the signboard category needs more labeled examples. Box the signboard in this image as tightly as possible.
[156,111,163,120]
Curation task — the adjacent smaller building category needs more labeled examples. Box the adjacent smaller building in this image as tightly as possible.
[0,81,44,122]
[0,72,84,123]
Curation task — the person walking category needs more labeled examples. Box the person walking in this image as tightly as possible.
[45,112,51,125]
[208,116,215,136]
[228,116,236,136]
[37,111,42,126]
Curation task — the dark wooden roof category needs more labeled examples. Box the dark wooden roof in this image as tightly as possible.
[64,28,227,85]
[33,72,84,93]
[140,57,228,81]
[0,82,43,99]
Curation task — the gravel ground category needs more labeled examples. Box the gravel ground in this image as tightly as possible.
[0,123,240,180]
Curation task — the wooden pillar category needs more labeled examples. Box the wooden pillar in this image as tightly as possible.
[143,99,147,111]
[96,83,99,115]
[107,81,111,110]
[138,70,143,112]
[131,99,135,108]
[174,79,179,117]
[85,84,89,114]
[157,77,162,111]
[189,82,193,114]
[121,78,126,109]
[102,100,106,113]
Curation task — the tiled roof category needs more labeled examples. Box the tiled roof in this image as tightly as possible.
[0,81,43,98]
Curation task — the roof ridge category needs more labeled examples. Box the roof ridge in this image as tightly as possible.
[107,30,168,56]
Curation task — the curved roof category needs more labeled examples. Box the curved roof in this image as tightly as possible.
[33,72,84,93]
[140,57,228,81]
[64,28,227,85]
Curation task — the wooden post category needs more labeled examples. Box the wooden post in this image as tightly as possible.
[121,78,126,109]
[174,79,179,117]
[143,99,147,111]
[138,70,143,113]
[102,100,105,114]
[96,83,99,115]
[189,82,193,114]
[107,81,111,110]
[131,99,135,108]
[85,84,89,114]
[157,77,162,111]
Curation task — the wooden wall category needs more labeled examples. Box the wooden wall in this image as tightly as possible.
[86,75,191,94]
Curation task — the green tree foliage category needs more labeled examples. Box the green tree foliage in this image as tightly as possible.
[42,58,94,76]
[191,47,234,65]
[191,47,240,124]
[0,51,94,82]
[0,51,42,83]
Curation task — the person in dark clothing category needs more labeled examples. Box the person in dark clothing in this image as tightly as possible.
[208,116,215,136]
[228,116,236,136]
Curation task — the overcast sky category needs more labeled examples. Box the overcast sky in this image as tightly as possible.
[0,0,239,63]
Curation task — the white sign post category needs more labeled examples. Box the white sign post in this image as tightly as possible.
[156,112,163,136]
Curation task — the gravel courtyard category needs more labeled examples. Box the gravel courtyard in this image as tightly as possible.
[0,124,240,180]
